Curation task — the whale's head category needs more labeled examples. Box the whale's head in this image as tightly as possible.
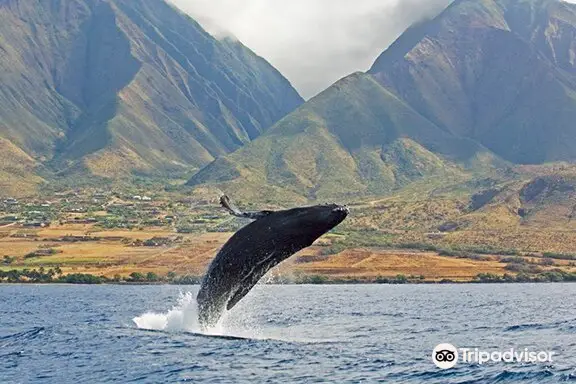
[313,203,349,228]
[276,203,349,242]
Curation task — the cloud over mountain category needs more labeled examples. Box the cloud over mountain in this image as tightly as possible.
[169,0,452,98]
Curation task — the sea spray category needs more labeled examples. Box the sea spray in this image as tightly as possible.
[132,285,332,342]
[133,292,200,332]
[132,290,264,338]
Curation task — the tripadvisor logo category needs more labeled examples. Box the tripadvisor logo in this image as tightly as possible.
[432,343,458,369]
[432,343,555,369]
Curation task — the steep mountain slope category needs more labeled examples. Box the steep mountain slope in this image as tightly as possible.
[189,0,576,201]
[188,73,500,201]
[369,0,576,164]
[0,0,302,179]
[0,138,44,196]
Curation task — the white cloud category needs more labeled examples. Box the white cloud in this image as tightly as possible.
[168,0,452,99]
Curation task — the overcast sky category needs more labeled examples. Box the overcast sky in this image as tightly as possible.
[168,0,454,99]
[169,0,576,99]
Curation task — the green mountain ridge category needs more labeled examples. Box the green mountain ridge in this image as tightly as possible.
[189,0,576,201]
[187,73,501,201]
[0,0,303,183]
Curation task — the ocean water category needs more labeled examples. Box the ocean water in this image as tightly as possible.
[1,283,575,383]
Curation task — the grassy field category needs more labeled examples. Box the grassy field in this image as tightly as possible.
[0,224,224,278]
[3,169,576,284]
[2,222,575,283]
[285,249,508,282]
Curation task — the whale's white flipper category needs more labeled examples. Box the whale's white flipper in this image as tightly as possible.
[219,195,273,220]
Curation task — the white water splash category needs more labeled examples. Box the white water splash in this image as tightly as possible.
[132,291,263,338]
[132,286,340,343]
[133,292,201,332]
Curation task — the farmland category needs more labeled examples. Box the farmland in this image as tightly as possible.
[1,187,576,284]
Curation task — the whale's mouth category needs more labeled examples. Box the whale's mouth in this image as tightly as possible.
[332,205,349,220]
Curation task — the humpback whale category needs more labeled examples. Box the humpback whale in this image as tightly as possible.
[197,195,349,328]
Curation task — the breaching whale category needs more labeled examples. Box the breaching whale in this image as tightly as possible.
[196,195,349,328]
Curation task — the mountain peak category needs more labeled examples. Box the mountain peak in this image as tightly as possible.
[368,0,576,164]
[189,0,576,201]
[0,0,303,181]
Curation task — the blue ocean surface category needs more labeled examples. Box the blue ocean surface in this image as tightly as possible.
[0,283,575,383]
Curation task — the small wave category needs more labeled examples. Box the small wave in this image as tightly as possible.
[0,327,45,348]
[491,369,555,383]
[505,324,544,332]
[0,351,23,358]
[388,367,559,384]
[559,370,576,381]
[505,319,575,332]
[0,327,45,341]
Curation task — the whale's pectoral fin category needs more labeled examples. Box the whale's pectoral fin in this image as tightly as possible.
[220,195,242,216]
[226,280,257,311]
[226,252,278,311]
[220,195,274,220]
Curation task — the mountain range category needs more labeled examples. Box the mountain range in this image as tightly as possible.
[0,0,302,193]
[2,0,576,203]
[188,0,576,201]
